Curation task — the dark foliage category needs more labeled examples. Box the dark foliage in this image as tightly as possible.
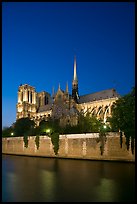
[109,87,135,153]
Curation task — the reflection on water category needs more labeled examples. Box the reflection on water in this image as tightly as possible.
[2,155,135,202]
[41,170,56,201]
[94,178,117,202]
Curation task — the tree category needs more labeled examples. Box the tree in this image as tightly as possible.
[14,117,35,136]
[77,111,102,133]
[39,118,60,135]
[2,126,14,137]
[109,87,135,153]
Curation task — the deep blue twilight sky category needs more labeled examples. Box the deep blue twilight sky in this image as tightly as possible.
[2,2,135,128]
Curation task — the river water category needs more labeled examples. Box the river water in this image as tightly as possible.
[2,154,135,202]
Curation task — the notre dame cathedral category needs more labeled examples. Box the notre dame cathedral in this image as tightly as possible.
[16,57,120,127]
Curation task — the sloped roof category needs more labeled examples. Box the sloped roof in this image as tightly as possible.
[78,88,120,104]
[37,104,52,113]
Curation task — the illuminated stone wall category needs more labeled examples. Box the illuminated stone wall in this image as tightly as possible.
[77,97,117,123]
[2,133,135,162]
[16,84,119,126]
[16,84,37,119]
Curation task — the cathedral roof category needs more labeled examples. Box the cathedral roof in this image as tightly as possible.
[78,88,120,103]
[37,104,52,113]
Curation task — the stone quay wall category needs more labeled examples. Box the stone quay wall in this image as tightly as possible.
[2,132,135,162]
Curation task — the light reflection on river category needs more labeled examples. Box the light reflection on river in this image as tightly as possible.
[2,155,135,202]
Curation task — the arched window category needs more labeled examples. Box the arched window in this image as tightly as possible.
[39,97,41,107]
[47,97,49,104]
[45,96,47,105]
[30,92,33,103]
[21,92,23,101]
[44,96,48,105]
[28,91,29,102]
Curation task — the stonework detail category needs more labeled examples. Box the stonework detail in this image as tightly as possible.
[16,58,120,126]
[82,141,87,156]
[65,138,68,155]
[2,133,135,162]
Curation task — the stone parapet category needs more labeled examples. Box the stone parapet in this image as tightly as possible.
[2,133,135,162]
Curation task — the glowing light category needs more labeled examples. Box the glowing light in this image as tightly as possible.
[103,125,107,129]
[11,132,14,136]
[46,129,51,133]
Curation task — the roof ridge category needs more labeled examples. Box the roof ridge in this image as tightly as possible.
[80,88,114,97]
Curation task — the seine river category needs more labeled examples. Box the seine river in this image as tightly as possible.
[2,154,135,202]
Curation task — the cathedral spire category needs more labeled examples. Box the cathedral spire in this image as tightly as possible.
[73,55,77,81]
[72,56,79,103]
[58,83,61,90]
[66,81,68,93]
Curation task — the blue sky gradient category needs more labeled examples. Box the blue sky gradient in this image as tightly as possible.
[2,2,135,128]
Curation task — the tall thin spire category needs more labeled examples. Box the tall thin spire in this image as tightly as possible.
[72,56,79,103]
[58,83,60,90]
[73,56,77,81]
[66,81,68,93]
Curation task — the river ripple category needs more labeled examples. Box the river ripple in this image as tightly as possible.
[2,154,135,202]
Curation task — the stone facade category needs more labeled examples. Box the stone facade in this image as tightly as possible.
[16,58,120,126]
[2,133,135,162]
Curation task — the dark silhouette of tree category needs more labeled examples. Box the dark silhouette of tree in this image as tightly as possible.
[109,87,135,153]
[2,126,14,137]
[14,117,35,136]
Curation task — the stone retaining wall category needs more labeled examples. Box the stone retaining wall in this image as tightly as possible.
[2,132,135,162]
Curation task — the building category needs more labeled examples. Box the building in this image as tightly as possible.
[16,57,120,126]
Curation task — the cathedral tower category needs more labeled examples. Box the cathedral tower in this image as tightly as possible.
[16,84,37,120]
[72,56,79,103]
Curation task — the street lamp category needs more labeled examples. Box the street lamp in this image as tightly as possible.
[45,128,52,136]
[46,129,51,133]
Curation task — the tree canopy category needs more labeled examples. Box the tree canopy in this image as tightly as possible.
[109,87,135,152]
[2,126,14,137]
[14,117,35,136]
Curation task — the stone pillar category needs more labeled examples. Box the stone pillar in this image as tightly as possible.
[33,92,36,104]
[23,138,25,151]
[21,91,23,101]
[23,89,28,101]
[82,140,87,156]
[41,94,43,106]
[26,89,28,102]
[50,140,53,155]
[29,90,31,103]
[65,138,68,155]
[35,141,37,152]
[23,90,25,101]
[109,105,111,115]
[42,93,45,106]
[104,106,108,123]
[18,91,21,103]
